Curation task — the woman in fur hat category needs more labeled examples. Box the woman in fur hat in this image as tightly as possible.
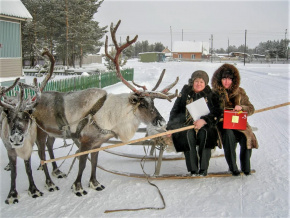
[211,63,258,176]
[167,70,222,176]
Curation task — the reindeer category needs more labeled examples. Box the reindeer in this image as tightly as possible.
[0,79,45,204]
[0,51,60,204]
[32,20,179,196]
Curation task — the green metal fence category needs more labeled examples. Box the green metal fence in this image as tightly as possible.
[4,68,134,98]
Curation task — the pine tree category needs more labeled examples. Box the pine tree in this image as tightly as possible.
[104,47,127,71]
[21,0,107,67]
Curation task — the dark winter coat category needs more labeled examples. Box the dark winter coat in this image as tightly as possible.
[167,84,222,152]
[211,63,259,149]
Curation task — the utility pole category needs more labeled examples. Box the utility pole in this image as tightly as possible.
[170,26,172,51]
[228,38,229,57]
[244,30,247,66]
[182,29,183,41]
[211,34,213,63]
[285,29,288,60]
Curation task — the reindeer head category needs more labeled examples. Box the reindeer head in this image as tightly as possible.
[0,78,40,148]
[105,20,179,129]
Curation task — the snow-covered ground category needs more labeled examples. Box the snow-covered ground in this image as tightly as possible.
[1,60,289,217]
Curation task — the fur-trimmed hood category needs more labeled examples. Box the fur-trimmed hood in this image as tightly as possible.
[211,63,241,99]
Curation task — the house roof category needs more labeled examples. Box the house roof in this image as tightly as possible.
[0,0,32,21]
[173,41,202,53]
[172,41,210,55]
[162,47,171,53]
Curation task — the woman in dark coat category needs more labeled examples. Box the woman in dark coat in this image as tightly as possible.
[211,63,259,176]
[167,70,222,176]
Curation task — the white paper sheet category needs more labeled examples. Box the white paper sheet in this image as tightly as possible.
[186,97,210,121]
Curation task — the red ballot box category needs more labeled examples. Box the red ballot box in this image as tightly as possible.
[223,110,248,130]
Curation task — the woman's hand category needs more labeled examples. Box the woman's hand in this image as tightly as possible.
[233,105,242,111]
[194,119,207,130]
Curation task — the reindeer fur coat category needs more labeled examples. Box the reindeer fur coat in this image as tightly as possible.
[211,63,259,149]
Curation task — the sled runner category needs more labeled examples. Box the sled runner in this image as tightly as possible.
[97,165,256,180]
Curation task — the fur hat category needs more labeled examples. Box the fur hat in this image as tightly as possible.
[188,70,209,86]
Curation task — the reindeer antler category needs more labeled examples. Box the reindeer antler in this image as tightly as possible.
[0,78,20,109]
[18,80,40,111]
[0,77,40,111]
[105,20,179,102]
[39,49,55,92]
[105,20,139,93]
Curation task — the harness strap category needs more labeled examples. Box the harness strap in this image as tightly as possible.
[72,95,107,138]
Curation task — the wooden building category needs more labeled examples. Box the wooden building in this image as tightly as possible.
[172,41,209,61]
[139,52,165,63]
[0,0,32,86]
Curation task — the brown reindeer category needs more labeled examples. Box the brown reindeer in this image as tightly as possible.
[32,20,178,196]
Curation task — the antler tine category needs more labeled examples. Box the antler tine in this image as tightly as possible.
[132,81,147,91]
[16,83,25,111]
[105,36,114,62]
[160,76,179,94]
[167,89,179,99]
[0,78,20,109]
[110,20,121,50]
[2,78,20,94]
[39,49,55,92]
[151,69,166,91]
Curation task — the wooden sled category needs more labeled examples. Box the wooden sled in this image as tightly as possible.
[97,165,256,180]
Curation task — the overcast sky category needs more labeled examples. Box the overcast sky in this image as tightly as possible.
[94,0,289,50]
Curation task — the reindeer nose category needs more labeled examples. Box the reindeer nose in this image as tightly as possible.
[9,134,24,146]
[153,116,166,127]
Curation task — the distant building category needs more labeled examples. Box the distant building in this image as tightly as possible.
[162,47,172,58]
[172,41,209,61]
[139,52,165,63]
[230,52,250,58]
[0,0,32,86]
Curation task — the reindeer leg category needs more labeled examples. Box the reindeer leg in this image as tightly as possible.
[72,153,89,197]
[24,158,43,198]
[36,129,59,192]
[5,155,19,204]
[46,136,67,178]
[89,151,105,191]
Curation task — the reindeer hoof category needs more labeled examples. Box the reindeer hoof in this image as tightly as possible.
[72,184,87,197]
[52,169,67,178]
[5,198,19,204]
[4,163,11,171]
[45,183,59,192]
[5,191,19,204]
[28,190,43,198]
[89,181,105,191]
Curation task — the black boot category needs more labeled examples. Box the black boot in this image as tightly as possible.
[232,170,240,176]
